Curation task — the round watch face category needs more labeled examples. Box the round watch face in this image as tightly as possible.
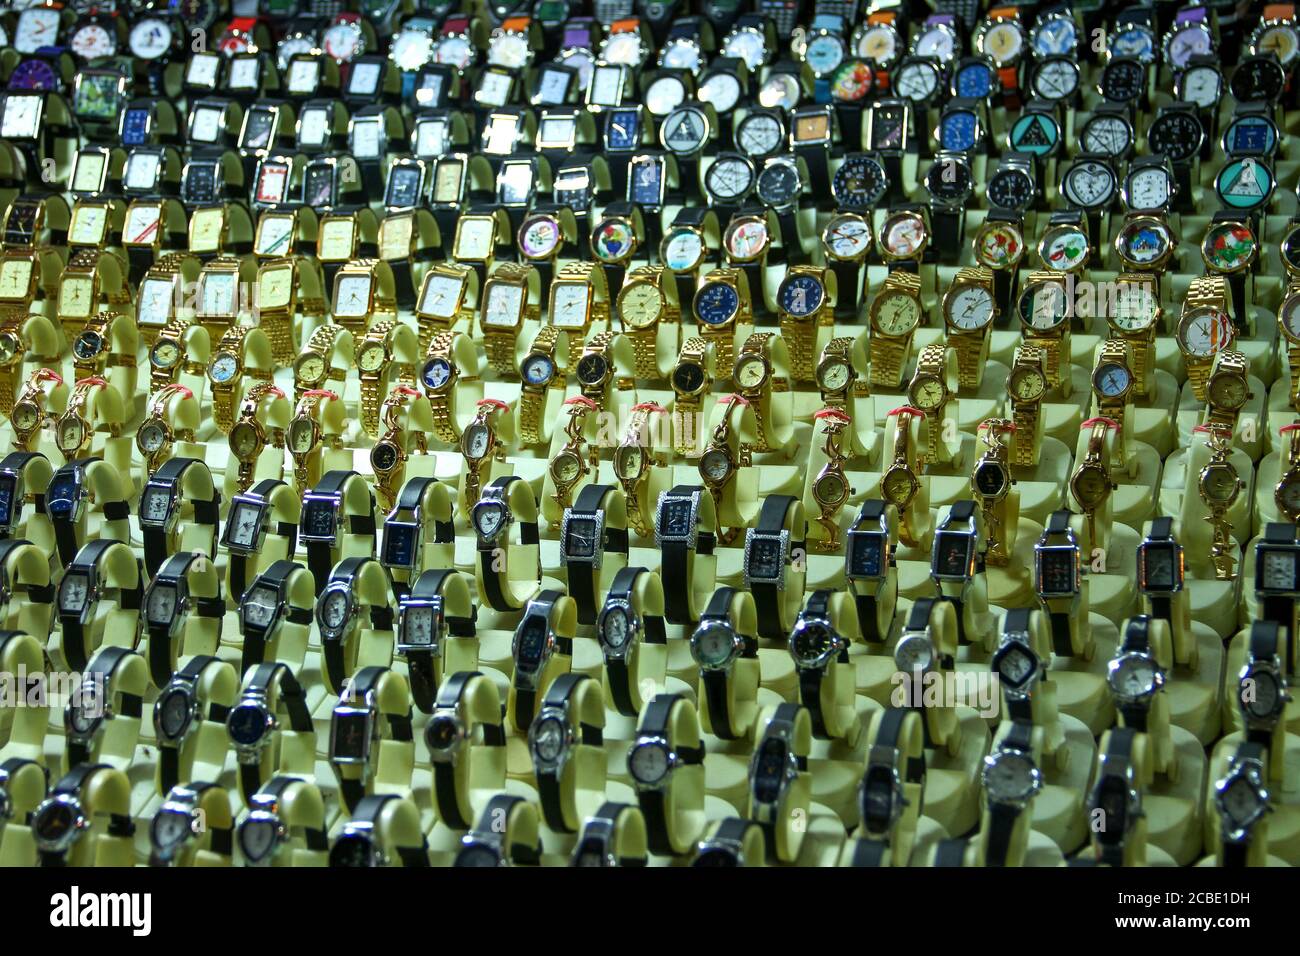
[881,466,918,505]
[805,34,845,76]
[662,227,705,272]
[1283,226,1300,274]
[1243,669,1283,718]
[323,22,364,62]
[576,352,610,386]
[908,376,945,411]
[856,24,898,63]
[550,450,582,484]
[829,60,873,102]
[1034,223,1086,270]
[893,60,939,101]
[953,61,993,99]
[137,420,168,453]
[208,351,239,383]
[973,221,1025,270]
[1061,159,1116,209]
[130,18,173,59]
[1177,307,1233,357]
[913,25,957,62]
[1031,17,1076,56]
[518,215,562,260]
[980,21,1024,65]
[1208,371,1250,410]
[986,168,1035,211]
[983,752,1039,802]
[1080,114,1132,158]
[1200,463,1241,505]
[699,447,734,482]
[817,358,852,392]
[694,281,740,327]
[521,353,556,387]
[1223,115,1279,158]
[722,29,767,70]
[1093,361,1131,398]
[672,360,707,395]
[705,156,756,203]
[755,162,802,207]
[778,274,824,318]
[1202,222,1257,274]
[1147,110,1203,162]
[691,621,736,668]
[1008,365,1046,401]
[1165,23,1213,69]
[628,740,670,785]
[757,72,800,110]
[872,291,921,335]
[893,634,933,672]
[1230,56,1285,102]
[1111,27,1156,63]
[1031,57,1079,100]
[1115,217,1173,268]
[229,420,262,458]
[724,218,769,261]
[946,284,995,331]
[660,39,702,73]
[879,213,927,259]
[421,356,454,391]
[645,76,686,117]
[831,155,888,208]
[530,715,567,763]
[735,113,783,158]
[822,214,872,262]
[619,282,661,326]
[1216,158,1275,211]
[591,219,637,263]
[1018,281,1069,331]
[698,72,742,113]
[1071,464,1110,507]
[924,157,972,201]
[733,354,768,390]
[71,23,116,58]
[790,619,836,667]
[1100,57,1146,102]
[1111,282,1160,332]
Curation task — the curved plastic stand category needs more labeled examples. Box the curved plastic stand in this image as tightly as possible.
[0,543,53,647]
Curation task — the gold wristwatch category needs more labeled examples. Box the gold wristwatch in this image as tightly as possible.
[941,266,997,391]
[1274,426,1300,522]
[56,249,130,339]
[670,336,709,457]
[1277,278,1300,411]
[331,258,398,336]
[1016,271,1071,391]
[0,309,28,417]
[880,412,922,548]
[1204,349,1252,434]
[1006,344,1047,467]
[10,369,59,451]
[1090,339,1135,467]
[614,402,666,538]
[694,267,750,381]
[137,384,194,476]
[415,262,478,351]
[811,412,853,552]
[972,419,1014,567]
[228,382,284,494]
[549,398,598,522]
[776,264,835,385]
[0,246,60,316]
[549,260,610,337]
[55,377,105,461]
[698,396,748,545]
[286,390,333,491]
[293,325,351,404]
[1108,273,1161,397]
[518,324,566,446]
[371,386,427,513]
[357,319,409,439]
[135,253,200,349]
[617,264,680,380]
[868,269,922,389]
[208,325,272,434]
[255,255,326,368]
[460,398,507,514]
[194,256,251,344]
[148,316,197,392]
[71,310,135,382]
[1176,274,1234,402]
[574,330,621,413]
[1197,426,1242,581]
[422,329,467,445]
[480,262,539,377]
[816,336,858,409]
[906,343,952,464]
[1069,419,1116,549]
[733,331,789,454]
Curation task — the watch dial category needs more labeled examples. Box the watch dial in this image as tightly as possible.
[629,740,670,785]
[1062,160,1115,208]
[1117,219,1172,267]
[600,606,630,649]
[227,702,269,746]
[658,498,694,537]
[400,604,435,646]
[735,113,783,158]
[1124,166,1172,210]
[1038,548,1077,597]
[704,156,754,204]
[974,222,1024,270]
[987,168,1035,211]
[1202,223,1256,273]
[1261,550,1298,591]
[747,534,785,580]
[672,359,707,395]
[692,621,737,667]
[847,533,884,578]
[938,110,977,152]
[778,274,824,317]
[1224,116,1278,157]
[894,62,939,101]
[933,531,972,577]
[997,644,1037,688]
[954,62,993,99]
[1080,115,1132,158]
[1216,159,1274,210]
[628,160,663,208]
[241,585,279,630]
[1180,65,1221,107]
[1101,58,1146,102]
[1009,112,1060,157]
[698,72,742,113]
[1229,56,1285,102]
[331,711,371,761]
[239,817,279,862]
[155,686,192,738]
[823,214,872,261]
[832,155,888,208]
[1147,111,1203,161]
[881,214,927,259]
[1019,281,1069,330]
[515,614,550,670]
[829,60,873,102]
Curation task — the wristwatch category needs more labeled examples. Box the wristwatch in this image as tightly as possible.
[1087,726,1144,865]
[45,457,131,576]
[207,325,273,435]
[1016,271,1072,391]
[152,656,235,796]
[1204,350,1253,434]
[733,332,792,454]
[329,793,428,868]
[744,494,807,642]
[220,478,301,605]
[454,794,541,867]
[316,557,393,695]
[390,561,469,708]
[32,764,134,868]
[626,692,706,856]
[981,720,1042,866]
[1108,274,1160,398]
[1198,426,1243,581]
[1236,620,1291,748]
[425,671,507,830]
[472,475,541,613]
[868,269,922,389]
[1136,516,1185,631]
[571,802,648,867]
[1033,510,1084,659]
[1070,420,1116,550]
[61,642,146,770]
[236,559,314,676]
[529,672,605,833]
[857,706,926,865]
[300,470,378,597]
[510,588,576,731]
[655,484,718,626]
[788,589,853,738]
[137,456,220,580]
[328,665,413,813]
[941,266,997,390]
[689,586,758,740]
[380,476,456,590]
[1006,344,1047,466]
[1215,741,1272,868]
[906,344,954,464]
[1107,616,1166,733]
[776,264,836,385]
[929,501,982,647]
[992,608,1047,723]
[747,701,811,862]
[561,484,630,626]
[236,774,329,866]
[480,262,540,377]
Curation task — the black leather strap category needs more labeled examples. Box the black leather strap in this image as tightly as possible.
[566,483,622,626]
[933,838,967,867]
[850,839,889,867]
[850,500,888,644]
[659,485,714,626]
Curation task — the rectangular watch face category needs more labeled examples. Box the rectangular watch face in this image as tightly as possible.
[658,497,695,539]
[4,203,38,246]
[1258,547,1300,595]
[224,499,265,550]
[0,473,15,528]
[1138,542,1181,593]
[382,521,419,569]
[139,484,174,526]
[333,274,372,317]
[606,109,639,150]
[549,282,589,328]
[496,161,533,206]
[124,204,162,247]
[287,58,321,94]
[515,615,550,670]
[589,65,624,106]
[870,106,905,150]
[121,108,151,146]
[59,569,92,615]
[303,163,334,207]
[58,276,94,318]
[298,106,329,147]
[399,604,436,646]
[538,116,576,150]
[420,273,464,318]
[137,276,175,326]
[414,118,449,158]
[847,532,886,579]
[564,516,598,559]
[318,217,356,261]
[482,115,520,155]
[454,217,495,261]
[181,162,219,204]
[255,162,290,204]
[1,94,41,139]
[301,496,339,541]
[256,214,295,257]
[1229,123,1270,155]
[228,55,261,91]
[536,69,571,105]
[199,271,237,316]
[257,266,293,310]
[189,207,224,252]
[476,70,513,107]
[629,159,664,207]
[124,151,162,192]
[379,214,412,260]
[186,52,221,88]
[553,168,591,209]
[933,531,973,579]
[0,258,32,300]
[1036,546,1078,598]
[74,74,120,120]
[69,204,107,246]
[190,105,223,143]
[415,71,445,108]
[349,61,382,96]
[431,159,464,204]
[385,164,424,209]
[72,152,106,193]
[746,533,786,581]
[795,112,830,143]
[330,709,372,762]
[242,108,277,151]
[242,585,280,630]
[350,117,382,159]
[483,282,523,327]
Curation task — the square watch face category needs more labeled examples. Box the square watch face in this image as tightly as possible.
[228,56,261,91]
[1260,548,1299,593]
[538,116,576,149]
[747,534,785,580]
[564,516,598,559]
[476,70,513,107]
[242,108,277,150]
[287,58,321,94]
[385,165,424,209]
[536,69,571,105]
[330,709,371,761]
[186,53,221,88]
[124,204,162,246]
[71,153,106,193]
[182,162,219,204]
[255,162,290,204]
[74,74,121,120]
[414,118,448,158]
[400,604,435,645]
[496,162,533,206]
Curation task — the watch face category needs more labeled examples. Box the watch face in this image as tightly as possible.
[756,162,801,206]
[199,271,236,316]
[1147,111,1203,161]
[984,751,1038,802]
[455,217,495,260]
[893,633,933,672]
[384,165,424,209]
[1177,63,1221,107]
[1062,160,1116,208]
[933,531,972,578]
[181,161,219,204]
[914,25,956,61]
[140,483,174,525]
[996,642,1037,688]
[71,24,116,59]
[746,533,786,580]
[303,163,335,208]
[0,93,42,139]
[778,274,823,318]
[1100,57,1145,102]
[537,116,576,151]
[69,204,106,245]
[1124,165,1172,211]
[225,499,265,550]
[757,72,799,110]
[190,105,224,144]
[1036,545,1079,598]
[629,739,670,786]
[515,614,550,671]
[1230,57,1285,103]
[829,60,873,103]
[973,221,1024,270]
[155,682,194,739]
[74,73,121,120]
[661,106,709,155]
[1116,218,1172,268]
[432,159,464,204]
[1261,548,1299,592]
[619,282,662,330]
[563,515,598,560]
[496,161,534,206]
[805,34,845,76]
[847,531,885,578]
[735,113,783,158]
[644,76,686,117]
[704,156,755,204]
[298,106,330,148]
[301,496,339,541]
[946,284,994,331]
[592,219,637,264]
[661,227,704,272]
[256,215,295,257]
[484,281,524,327]
[1111,281,1159,332]
[318,586,352,633]
[953,61,993,99]
[241,108,277,152]
[1202,223,1256,273]
[350,117,383,160]
[58,569,91,615]
[985,166,1034,211]
[227,56,261,91]
[939,109,978,152]
[823,214,872,262]
[692,619,738,668]
[873,290,920,336]
[1032,16,1076,56]
[240,584,279,631]
[15,8,61,53]
[1224,115,1278,158]
[521,352,556,386]
[1166,23,1213,69]
[1033,55,1081,97]
[1177,305,1233,357]
[925,157,972,201]
[1037,225,1088,272]
[698,72,742,113]
[699,446,734,483]
[1019,280,1069,331]
[254,162,290,205]
[894,61,939,101]
[629,159,664,207]
[1079,114,1132,159]
[589,64,626,106]
[880,213,927,259]
[1216,158,1275,211]
[1009,112,1059,157]
[330,709,371,760]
